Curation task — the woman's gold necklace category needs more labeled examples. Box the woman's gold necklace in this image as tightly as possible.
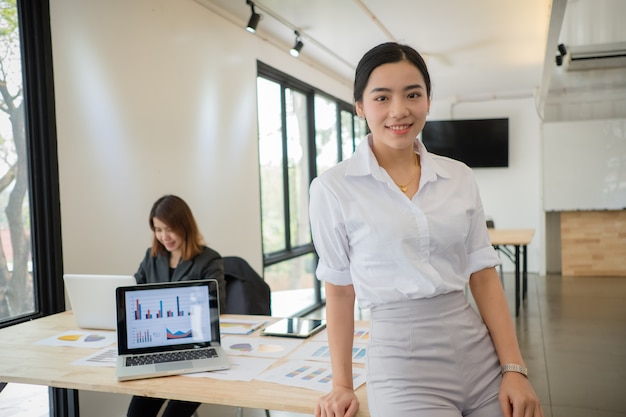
[394,154,419,193]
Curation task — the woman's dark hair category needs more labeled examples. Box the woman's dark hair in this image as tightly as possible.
[149,195,204,260]
[354,42,432,103]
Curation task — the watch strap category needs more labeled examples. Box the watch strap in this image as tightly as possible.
[502,363,528,377]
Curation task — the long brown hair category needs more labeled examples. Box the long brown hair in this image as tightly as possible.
[149,195,204,260]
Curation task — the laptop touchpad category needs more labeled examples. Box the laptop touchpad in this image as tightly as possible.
[156,361,192,372]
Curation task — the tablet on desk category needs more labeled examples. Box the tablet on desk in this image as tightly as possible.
[261,317,326,338]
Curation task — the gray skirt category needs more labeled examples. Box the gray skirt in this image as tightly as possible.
[366,291,503,417]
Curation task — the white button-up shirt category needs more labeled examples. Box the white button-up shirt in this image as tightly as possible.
[309,135,500,309]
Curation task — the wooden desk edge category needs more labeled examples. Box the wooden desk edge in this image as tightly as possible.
[488,228,535,246]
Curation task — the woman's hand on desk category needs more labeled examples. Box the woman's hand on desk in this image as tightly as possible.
[315,386,359,417]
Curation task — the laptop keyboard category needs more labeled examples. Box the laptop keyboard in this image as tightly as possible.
[125,348,218,366]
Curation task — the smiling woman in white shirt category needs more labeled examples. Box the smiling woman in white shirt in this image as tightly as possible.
[309,42,543,417]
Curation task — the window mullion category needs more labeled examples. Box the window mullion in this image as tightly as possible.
[280,86,292,251]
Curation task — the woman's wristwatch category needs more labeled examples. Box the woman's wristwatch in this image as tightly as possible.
[502,363,528,378]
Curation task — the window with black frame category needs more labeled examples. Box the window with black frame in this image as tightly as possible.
[256,62,365,317]
[0,0,63,325]
[0,0,36,327]
[0,0,67,415]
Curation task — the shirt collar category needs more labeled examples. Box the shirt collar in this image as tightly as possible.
[346,134,452,183]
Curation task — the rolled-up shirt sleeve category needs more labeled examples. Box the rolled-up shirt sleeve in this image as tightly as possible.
[467,245,501,276]
[464,178,501,275]
[309,177,353,286]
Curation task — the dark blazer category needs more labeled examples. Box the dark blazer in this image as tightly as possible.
[134,246,226,311]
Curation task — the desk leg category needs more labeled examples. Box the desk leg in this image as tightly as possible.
[50,387,79,417]
[515,245,521,317]
[522,245,528,300]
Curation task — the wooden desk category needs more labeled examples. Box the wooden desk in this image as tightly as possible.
[0,312,370,416]
[487,228,535,316]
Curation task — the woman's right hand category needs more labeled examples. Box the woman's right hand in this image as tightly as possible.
[315,386,360,417]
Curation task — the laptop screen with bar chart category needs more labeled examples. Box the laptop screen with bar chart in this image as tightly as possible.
[115,279,229,381]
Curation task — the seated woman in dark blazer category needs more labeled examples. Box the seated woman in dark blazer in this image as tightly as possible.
[127,194,225,417]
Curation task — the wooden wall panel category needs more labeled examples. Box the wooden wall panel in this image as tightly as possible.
[561,210,626,277]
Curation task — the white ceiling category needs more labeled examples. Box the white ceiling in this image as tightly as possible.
[196,0,626,118]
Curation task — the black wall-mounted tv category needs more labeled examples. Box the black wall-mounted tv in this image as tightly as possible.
[421,118,509,168]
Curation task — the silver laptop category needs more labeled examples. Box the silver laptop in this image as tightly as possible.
[63,274,137,330]
[115,279,230,381]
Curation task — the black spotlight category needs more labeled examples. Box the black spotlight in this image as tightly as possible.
[555,43,567,66]
[246,0,260,33]
[290,31,304,57]
[555,54,563,66]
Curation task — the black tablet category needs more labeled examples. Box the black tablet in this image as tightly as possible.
[261,317,326,338]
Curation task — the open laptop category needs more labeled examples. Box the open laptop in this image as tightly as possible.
[115,279,230,381]
[63,274,137,330]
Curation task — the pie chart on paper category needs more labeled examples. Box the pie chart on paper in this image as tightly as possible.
[223,336,302,358]
[84,334,106,342]
[229,343,254,352]
[58,334,81,341]
[257,344,284,353]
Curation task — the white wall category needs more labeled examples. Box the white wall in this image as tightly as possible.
[430,97,545,274]
[51,0,351,278]
[543,118,626,211]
